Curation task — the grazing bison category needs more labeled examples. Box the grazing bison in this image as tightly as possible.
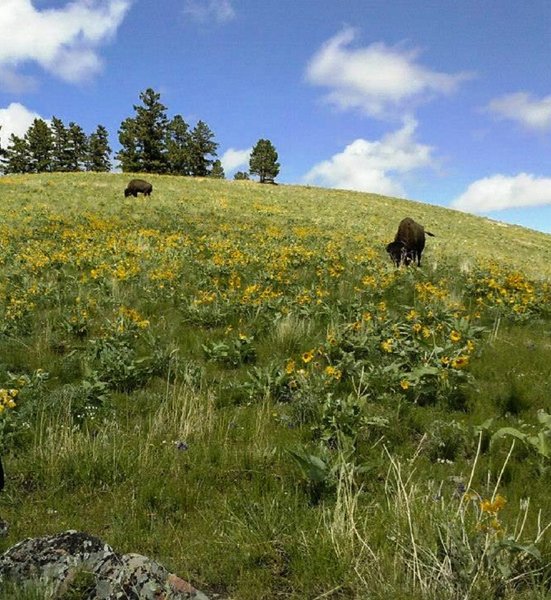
[386,217,435,267]
[124,179,153,198]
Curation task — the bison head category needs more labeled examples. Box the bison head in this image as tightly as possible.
[386,240,414,267]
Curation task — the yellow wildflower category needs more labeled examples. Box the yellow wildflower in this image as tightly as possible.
[302,350,315,364]
[451,355,469,369]
[326,334,338,346]
[324,366,342,381]
[480,495,507,515]
[381,339,393,353]
[450,330,462,343]
[362,275,376,287]
[0,388,18,410]
[400,380,410,390]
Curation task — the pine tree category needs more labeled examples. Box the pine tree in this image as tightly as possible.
[87,125,112,172]
[66,122,88,171]
[135,88,169,173]
[249,139,280,183]
[25,118,53,173]
[210,159,225,179]
[3,134,30,174]
[166,115,191,175]
[50,117,72,172]
[116,88,169,173]
[188,120,218,177]
[116,117,140,172]
[234,171,250,180]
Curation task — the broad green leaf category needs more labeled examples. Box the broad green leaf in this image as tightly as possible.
[537,410,551,428]
[491,427,527,444]
[287,450,328,483]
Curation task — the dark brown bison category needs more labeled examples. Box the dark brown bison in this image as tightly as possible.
[386,217,435,267]
[124,179,153,198]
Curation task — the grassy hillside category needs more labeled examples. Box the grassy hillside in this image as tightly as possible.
[1,172,551,599]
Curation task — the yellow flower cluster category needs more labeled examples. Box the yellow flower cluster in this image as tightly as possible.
[0,388,18,413]
[118,306,150,330]
[472,264,541,315]
[480,494,507,515]
[324,365,342,381]
[415,280,449,302]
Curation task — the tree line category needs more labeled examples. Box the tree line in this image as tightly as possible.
[0,119,111,174]
[0,88,280,183]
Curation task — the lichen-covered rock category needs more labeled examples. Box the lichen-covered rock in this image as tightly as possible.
[0,530,209,599]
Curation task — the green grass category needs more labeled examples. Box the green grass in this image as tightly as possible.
[0,172,551,598]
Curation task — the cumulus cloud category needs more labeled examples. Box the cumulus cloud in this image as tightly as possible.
[0,102,43,147]
[306,28,471,119]
[452,173,551,213]
[183,0,235,24]
[487,92,551,131]
[0,0,132,89]
[220,147,251,174]
[303,118,434,196]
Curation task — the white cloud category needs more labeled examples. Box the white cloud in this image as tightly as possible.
[183,0,235,23]
[452,173,551,212]
[220,147,251,173]
[487,92,551,131]
[0,0,132,88]
[0,102,43,147]
[303,118,434,196]
[306,28,471,119]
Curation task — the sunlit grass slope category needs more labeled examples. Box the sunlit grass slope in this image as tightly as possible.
[2,171,551,278]
[0,172,550,599]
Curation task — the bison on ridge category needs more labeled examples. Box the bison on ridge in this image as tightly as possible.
[386,217,435,267]
[124,179,153,198]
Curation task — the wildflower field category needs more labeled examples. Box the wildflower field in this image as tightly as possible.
[1,172,551,599]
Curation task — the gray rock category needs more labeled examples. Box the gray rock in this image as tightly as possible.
[0,530,210,599]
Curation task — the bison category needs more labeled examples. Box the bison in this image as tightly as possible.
[386,217,435,267]
[124,179,153,198]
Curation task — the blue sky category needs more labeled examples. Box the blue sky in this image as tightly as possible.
[1,1,551,233]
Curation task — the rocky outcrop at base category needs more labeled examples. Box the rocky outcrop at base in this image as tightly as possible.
[0,530,210,599]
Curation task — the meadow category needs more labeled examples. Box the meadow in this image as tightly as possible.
[1,172,551,599]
